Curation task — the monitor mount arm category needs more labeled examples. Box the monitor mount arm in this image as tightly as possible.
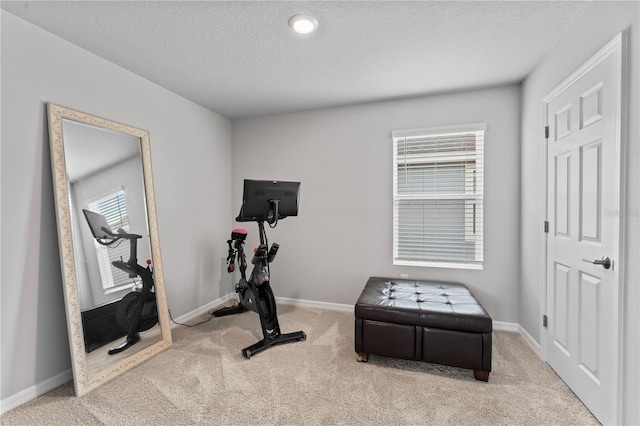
[267,199,280,227]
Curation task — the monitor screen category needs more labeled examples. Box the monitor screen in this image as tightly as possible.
[82,209,115,240]
[237,180,300,222]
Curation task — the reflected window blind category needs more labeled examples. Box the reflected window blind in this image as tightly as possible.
[392,124,485,267]
[88,190,132,290]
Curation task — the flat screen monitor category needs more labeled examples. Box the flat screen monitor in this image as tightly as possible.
[237,180,300,223]
[83,209,115,240]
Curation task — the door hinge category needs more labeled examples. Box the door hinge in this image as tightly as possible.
[544,221,549,233]
[543,315,548,328]
[545,126,550,139]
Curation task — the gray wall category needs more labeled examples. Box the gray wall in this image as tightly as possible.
[232,85,521,323]
[1,11,233,401]
[520,2,639,424]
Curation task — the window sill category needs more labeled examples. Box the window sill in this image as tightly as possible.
[393,260,483,270]
[104,283,135,295]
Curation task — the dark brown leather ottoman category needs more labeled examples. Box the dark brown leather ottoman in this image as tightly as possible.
[354,277,492,381]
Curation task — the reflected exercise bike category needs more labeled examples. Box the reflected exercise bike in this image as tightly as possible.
[213,179,306,359]
[83,209,158,355]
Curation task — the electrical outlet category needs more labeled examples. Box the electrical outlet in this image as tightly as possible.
[400,273,409,279]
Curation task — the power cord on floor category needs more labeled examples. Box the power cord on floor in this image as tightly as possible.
[168,308,214,327]
[168,302,240,327]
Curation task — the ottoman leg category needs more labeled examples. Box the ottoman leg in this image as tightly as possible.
[356,352,369,362]
[474,370,490,382]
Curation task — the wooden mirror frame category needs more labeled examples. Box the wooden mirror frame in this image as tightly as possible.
[47,103,172,396]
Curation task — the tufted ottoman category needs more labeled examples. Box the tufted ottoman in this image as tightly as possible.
[354,277,492,381]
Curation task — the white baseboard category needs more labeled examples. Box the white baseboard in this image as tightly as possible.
[0,368,72,415]
[276,296,354,312]
[492,321,542,358]
[169,295,354,324]
[169,293,236,326]
[491,321,542,358]
[518,324,542,358]
[169,294,353,326]
[493,320,519,332]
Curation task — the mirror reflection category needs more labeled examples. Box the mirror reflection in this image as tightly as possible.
[48,104,171,396]
[62,119,159,354]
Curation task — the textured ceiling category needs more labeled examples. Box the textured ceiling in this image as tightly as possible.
[2,1,591,119]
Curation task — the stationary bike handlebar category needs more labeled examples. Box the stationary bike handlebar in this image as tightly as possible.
[95,227,144,278]
[226,227,279,285]
[99,226,142,241]
[251,244,279,265]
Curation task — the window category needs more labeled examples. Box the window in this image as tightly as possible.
[87,189,134,292]
[392,123,485,269]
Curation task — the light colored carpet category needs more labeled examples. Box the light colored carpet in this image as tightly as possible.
[1,305,599,425]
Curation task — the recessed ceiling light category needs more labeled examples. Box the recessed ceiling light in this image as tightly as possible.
[289,14,318,34]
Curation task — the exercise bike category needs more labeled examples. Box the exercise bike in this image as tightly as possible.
[213,179,306,359]
[83,209,158,355]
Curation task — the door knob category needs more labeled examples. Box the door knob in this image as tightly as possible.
[582,256,612,269]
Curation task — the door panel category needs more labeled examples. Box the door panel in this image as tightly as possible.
[580,82,603,128]
[578,271,599,379]
[580,141,602,242]
[554,153,571,237]
[552,262,571,354]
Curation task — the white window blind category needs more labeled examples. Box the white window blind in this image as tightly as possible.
[392,123,485,268]
[87,190,133,291]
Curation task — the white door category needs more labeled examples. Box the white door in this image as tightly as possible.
[544,34,625,425]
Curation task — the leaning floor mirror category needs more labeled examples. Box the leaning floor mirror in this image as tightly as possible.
[47,103,172,396]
